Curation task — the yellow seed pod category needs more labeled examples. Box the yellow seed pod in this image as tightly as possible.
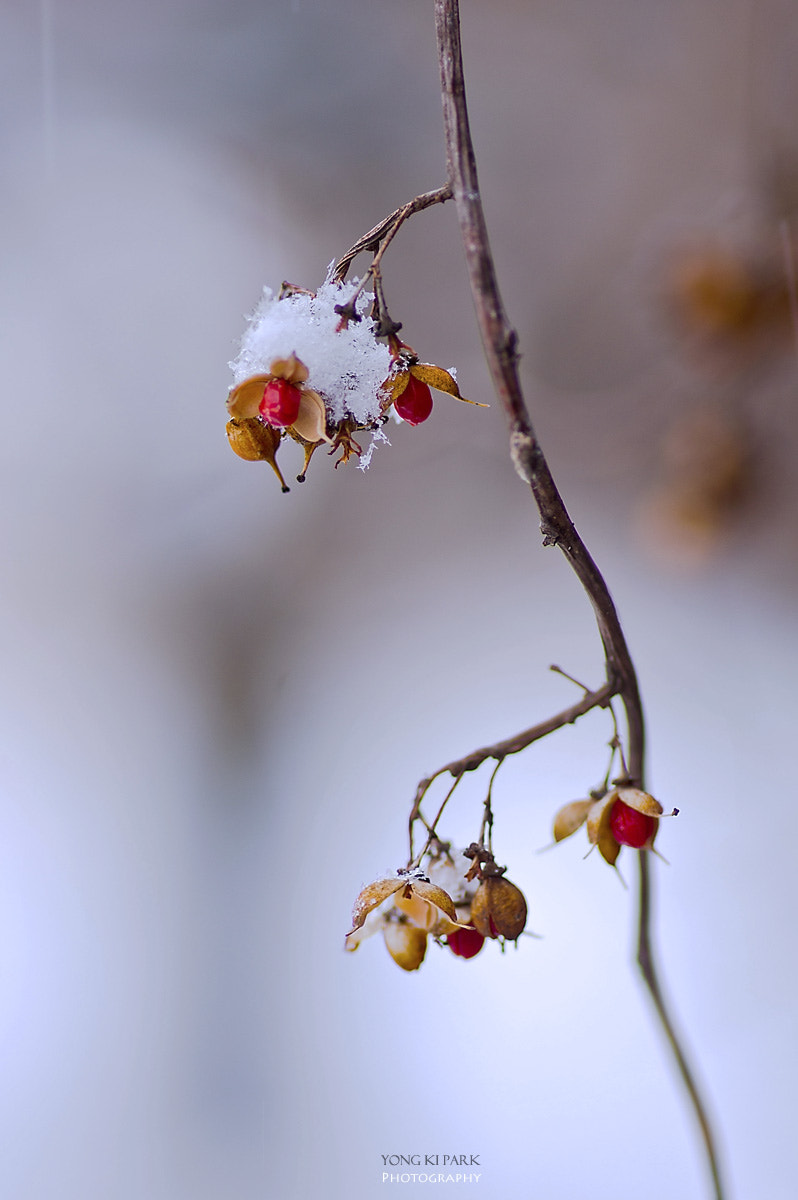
[586,793,621,866]
[383,921,427,972]
[225,418,289,492]
[393,879,462,934]
[409,362,486,407]
[553,799,593,842]
[227,374,272,420]
[290,389,331,445]
[267,353,309,385]
[613,786,663,818]
[470,877,527,940]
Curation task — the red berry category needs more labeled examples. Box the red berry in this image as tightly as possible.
[447,927,485,959]
[259,378,302,427]
[394,375,433,425]
[609,799,656,849]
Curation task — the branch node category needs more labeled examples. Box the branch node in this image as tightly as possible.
[540,520,560,548]
[501,329,520,366]
[509,429,535,484]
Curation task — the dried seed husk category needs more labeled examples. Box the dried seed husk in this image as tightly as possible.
[286,428,324,481]
[409,362,485,407]
[268,353,308,384]
[613,786,663,818]
[383,370,411,405]
[470,877,528,940]
[383,921,427,972]
[347,877,404,936]
[586,794,621,866]
[227,374,272,420]
[553,799,593,842]
[412,879,459,921]
[225,419,289,491]
[394,879,462,934]
[348,874,462,939]
[344,909,381,952]
[290,389,331,444]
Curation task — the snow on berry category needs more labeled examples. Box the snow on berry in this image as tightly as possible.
[230,275,392,426]
[226,276,486,485]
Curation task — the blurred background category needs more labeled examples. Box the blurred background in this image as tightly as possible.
[2,1,797,1197]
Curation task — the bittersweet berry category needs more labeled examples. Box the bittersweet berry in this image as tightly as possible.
[447,927,485,960]
[259,378,302,427]
[394,375,434,425]
[609,799,657,849]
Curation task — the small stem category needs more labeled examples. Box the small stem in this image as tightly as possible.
[369,268,402,340]
[549,663,590,693]
[333,185,453,283]
[606,702,631,781]
[478,758,503,851]
[408,778,436,863]
[637,853,726,1200]
[413,773,464,866]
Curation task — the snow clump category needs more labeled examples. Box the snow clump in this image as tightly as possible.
[230,275,393,426]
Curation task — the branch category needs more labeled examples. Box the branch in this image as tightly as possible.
[435,1,643,769]
[415,680,616,792]
[637,853,726,1200]
[332,185,452,283]
[433,3,725,1198]
[408,680,616,864]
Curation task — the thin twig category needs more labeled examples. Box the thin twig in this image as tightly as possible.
[433,2,725,1198]
[479,758,503,851]
[637,853,726,1200]
[333,185,453,283]
[412,772,465,867]
[417,680,616,791]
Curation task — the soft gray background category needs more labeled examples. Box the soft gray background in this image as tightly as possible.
[2,2,796,1198]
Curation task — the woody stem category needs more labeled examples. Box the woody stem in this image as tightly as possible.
[434,2,725,1198]
[333,185,453,283]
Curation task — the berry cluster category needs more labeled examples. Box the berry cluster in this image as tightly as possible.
[553,784,677,867]
[226,279,484,490]
[345,846,528,972]
[346,768,677,971]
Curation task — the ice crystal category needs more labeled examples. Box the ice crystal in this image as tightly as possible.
[357,425,391,471]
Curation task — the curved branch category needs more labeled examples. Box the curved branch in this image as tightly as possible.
[434,3,725,1198]
[434,1,643,771]
[333,185,452,283]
